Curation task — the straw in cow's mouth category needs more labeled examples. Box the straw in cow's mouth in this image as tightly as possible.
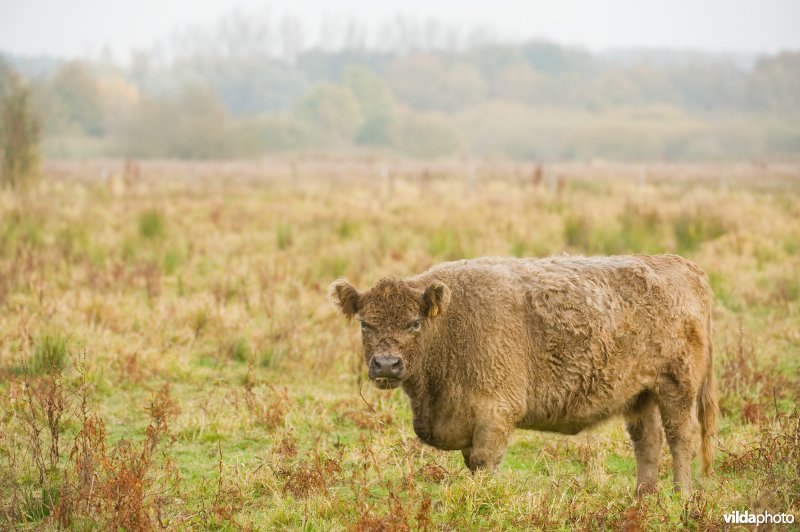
[373,377,401,389]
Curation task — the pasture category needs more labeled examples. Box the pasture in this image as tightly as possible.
[1,159,798,529]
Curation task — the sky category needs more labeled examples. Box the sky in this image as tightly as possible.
[1,0,799,59]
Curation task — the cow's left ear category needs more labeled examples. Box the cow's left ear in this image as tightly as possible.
[421,281,450,317]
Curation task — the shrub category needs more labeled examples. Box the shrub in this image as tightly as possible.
[0,74,40,189]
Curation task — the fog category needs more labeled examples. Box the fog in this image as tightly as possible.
[2,0,799,59]
[2,0,799,162]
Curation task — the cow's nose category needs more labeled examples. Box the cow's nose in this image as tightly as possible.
[369,356,404,378]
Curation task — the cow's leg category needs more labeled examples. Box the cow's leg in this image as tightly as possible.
[467,418,513,472]
[656,375,696,494]
[461,447,472,468]
[624,391,663,495]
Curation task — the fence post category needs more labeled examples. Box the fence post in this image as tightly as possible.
[467,159,476,194]
[291,160,299,191]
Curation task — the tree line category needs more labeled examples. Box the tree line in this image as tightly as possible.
[2,17,799,161]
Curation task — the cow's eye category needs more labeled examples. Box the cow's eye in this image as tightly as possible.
[360,321,369,333]
[410,319,422,332]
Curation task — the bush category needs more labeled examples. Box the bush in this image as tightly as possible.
[0,73,40,188]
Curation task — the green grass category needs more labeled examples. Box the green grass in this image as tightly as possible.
[0,209,44,256]
[27,333,69,375]
[276,222,293,250]
[138,208,165,240]
[163,246,184,275]
[0,161,798,529]
[672,209,729,253]
[427,227,473,261]
[227,337,250,363]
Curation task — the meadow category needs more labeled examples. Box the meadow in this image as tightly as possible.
[0,158,798,530]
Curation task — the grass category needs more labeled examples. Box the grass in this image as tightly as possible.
[0,159,798,529]
[138,208,165,240]
[277,222,293,250]
[673,209,730,254]
[27,333,69,375]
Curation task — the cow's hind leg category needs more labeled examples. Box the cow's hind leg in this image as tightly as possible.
[624,391,663,495]
[656,373,696,494]
[461,447,472,469]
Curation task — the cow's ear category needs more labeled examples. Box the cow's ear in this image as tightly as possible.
[329,278,360,319]
[421,281,450,318]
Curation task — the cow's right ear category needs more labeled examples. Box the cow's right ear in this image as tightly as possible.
[328,278,360,320]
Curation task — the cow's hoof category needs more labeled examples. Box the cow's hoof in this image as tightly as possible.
[635,481,658,496]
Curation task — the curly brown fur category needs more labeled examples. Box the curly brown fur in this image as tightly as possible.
[330,254,717,494]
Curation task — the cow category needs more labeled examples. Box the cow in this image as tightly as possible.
[329,255,717,494]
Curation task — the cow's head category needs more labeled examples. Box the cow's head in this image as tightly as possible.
[329,277,450,389]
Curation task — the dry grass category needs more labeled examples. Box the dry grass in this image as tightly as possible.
[0,158,798,529]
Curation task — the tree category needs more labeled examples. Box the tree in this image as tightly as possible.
[51,62,105,136]
[295,83,363,144]
[397,111,461,158]
[0,72,41,188]
[750,52,800,111]
[387,55,486,111]
[342,66,396,145]
[120,86,256,159]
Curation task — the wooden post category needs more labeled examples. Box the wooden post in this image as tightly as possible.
[379,162,392,196]
[638,165,647,192]
[467,159,476,194]
[291,160,299,191]
[547,167,557,194]
[532,163,543,188]
[719,163,729,193]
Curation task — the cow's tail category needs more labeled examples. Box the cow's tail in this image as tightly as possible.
[697,319,718,476]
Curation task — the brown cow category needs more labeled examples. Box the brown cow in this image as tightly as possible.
[329,255,717,494]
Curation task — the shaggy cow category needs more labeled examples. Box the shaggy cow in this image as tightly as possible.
[329,255,717,494]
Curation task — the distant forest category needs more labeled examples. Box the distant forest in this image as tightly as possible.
[2,12,799,161]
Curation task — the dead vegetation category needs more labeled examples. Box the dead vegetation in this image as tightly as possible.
[0,159,798,528]
[0,359,182,528]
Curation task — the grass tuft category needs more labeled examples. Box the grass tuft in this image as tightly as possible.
[28,333,69,375]
[138,209,165,240]
[672,209,729,253]
[276,223,293,250]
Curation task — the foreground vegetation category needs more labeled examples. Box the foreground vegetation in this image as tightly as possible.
[0,159,798,529]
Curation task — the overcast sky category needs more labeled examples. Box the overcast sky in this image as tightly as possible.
[1,0,799,59]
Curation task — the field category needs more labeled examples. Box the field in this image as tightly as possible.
[1,158,798,529]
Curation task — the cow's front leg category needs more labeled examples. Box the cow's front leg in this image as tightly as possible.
[467,418,513,472]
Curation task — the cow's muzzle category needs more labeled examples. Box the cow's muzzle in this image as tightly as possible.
[368,355,404,388]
